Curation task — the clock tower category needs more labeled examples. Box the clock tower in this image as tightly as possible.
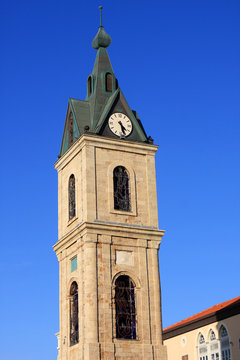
[54,8,167,360]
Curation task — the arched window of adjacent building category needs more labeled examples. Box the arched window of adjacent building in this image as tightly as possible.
[115,275,136,340]
[69,174,76,220]
[198,333,208,360]
[220,326,231,360]
[70,281,79,346]
[69,112,74,147]
[209,330,220,360]
[88,76,92,96]
[105,72,112,92]
[113,166,131,211]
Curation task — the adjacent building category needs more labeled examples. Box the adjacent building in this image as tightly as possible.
[163,296,240,360]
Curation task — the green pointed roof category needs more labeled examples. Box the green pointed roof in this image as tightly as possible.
[87,46,116,129]
[92,6,111,50]
[59,11,150,158]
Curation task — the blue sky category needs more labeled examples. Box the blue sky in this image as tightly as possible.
[0,1,239,359]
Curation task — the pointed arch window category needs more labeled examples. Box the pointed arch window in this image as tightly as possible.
[105,72,112,92]
[70,281,79,346]
[69,174,76,220]
[209,330,219,360]
[115,275,136,340]
[198,333,208,360]
[220,326,231,360]
[113,166,130,211]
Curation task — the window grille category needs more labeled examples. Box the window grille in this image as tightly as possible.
[113,166,130,211]
[115,275,136,339]
[69,175,76,220]
[70,282,79,346]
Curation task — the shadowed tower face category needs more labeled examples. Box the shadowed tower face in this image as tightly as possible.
[54,7,167,360]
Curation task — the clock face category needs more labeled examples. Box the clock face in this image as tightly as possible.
[108,113,132,137]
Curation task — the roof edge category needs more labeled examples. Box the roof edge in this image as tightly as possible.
[163,296,240,340]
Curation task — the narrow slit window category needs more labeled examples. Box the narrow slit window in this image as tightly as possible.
[69,174,76,220]
[106,72,112,92]
[70,281,79,346]
[113,166,130,211]
[115,275,136,339]
[88,76,92,96]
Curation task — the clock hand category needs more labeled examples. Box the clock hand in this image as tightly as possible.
[118,121,126,135]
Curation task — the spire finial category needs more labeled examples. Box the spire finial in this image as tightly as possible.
[99,6,103,27]
[92,6,111,50]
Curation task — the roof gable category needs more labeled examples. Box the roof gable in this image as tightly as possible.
[59,99,89,157]
[95,88,148,142]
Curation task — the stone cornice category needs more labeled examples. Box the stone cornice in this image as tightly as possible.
[54,134,158,171]
[53,220,165,255]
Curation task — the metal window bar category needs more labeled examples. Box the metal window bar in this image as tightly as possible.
[69,175,76,220]
[113,166,131,211]
[70,282,79,346]
[115,275,136,340]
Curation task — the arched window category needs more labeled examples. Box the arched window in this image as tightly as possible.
[88,76,92,96]
[198,333,208,360]
[70,281,79,346]
[105,72,112,92]
[115,275,136,340]
[69,112,74,147]
[113,166,131,211]
[209,330,220,360]
[220,326,231,360]
[69,174,76,220]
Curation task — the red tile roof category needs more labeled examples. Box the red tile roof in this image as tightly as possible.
[163,296,240,333]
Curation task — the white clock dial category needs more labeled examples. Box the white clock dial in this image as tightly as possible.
[108,113,133,137]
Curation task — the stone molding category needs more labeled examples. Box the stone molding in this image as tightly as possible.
[53,220,165,256]
[55,134,158,172]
